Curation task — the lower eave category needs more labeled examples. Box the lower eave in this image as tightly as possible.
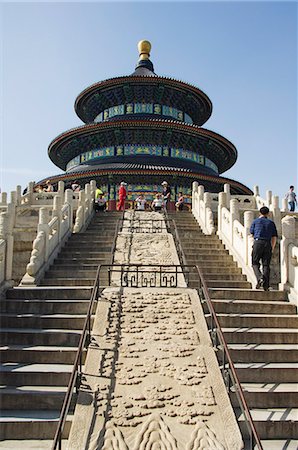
[37,166,252,195]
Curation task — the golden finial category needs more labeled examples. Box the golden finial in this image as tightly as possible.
[138,40,151,60]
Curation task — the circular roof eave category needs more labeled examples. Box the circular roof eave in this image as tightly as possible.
[37,167,252,195]
[74,75,212,125]
[48,119,237,174]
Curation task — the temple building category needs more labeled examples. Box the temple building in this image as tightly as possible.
[38,40,252,206]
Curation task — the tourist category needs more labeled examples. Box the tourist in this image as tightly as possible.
[135,194,146,210]
[95,186,103,199]
[71,180,81,192]
[34,185,44,199]
[250,206,278,291]
[151,193,164,211]
[35,185,44,193]
[285,185,297,212]
[175,192,184,211]
[117,181,127,211]
[44,180,54,192]
[161,181,171,209]
[94,193,107,212]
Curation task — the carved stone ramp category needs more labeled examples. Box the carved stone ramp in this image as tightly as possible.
[67,288,242,450]
[68,211,242,450]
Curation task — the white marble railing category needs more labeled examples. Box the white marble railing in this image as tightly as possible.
[22,181,96,285]
[217,192,256,285]
[192,182,215,235]
[73,181,96,233]
[0,180,96,290]
[0,239,6,288]
[21,191,74,285]
[280,215,298,305]
[193,183,298,300]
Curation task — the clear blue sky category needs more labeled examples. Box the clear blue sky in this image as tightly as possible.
[1,1,297,202]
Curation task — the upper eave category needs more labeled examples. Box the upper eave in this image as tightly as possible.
[48,118,237,174]
[74,75,212,126]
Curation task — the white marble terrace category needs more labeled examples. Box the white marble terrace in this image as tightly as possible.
[0,180,297,305]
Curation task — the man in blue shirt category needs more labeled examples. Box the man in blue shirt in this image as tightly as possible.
[250,206,278,291]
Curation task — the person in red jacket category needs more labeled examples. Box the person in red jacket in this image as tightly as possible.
[117,181,127,211]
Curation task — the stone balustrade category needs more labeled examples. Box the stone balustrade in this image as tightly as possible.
[280,215,298,304]
[217,192,256,286]
[193,182,297,300]
[0,180,96,291]
[191,182,215,235]
[0,177,297,299]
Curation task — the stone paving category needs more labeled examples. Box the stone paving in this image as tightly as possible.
[68,212,242,449]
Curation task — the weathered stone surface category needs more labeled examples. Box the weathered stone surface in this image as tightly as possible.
[67,212,242,450]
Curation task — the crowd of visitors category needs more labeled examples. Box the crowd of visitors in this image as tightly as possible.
[33,179,187,213]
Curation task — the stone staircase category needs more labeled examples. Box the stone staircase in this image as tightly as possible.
[168,211,298,447]
[0,212,119,446]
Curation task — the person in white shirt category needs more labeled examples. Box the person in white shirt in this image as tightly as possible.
[71,180,81,192]
[285,185,297,212]
[151,193,164,211]
[44,180,54,192]
[94,193,107,212]
[135,194,147,210]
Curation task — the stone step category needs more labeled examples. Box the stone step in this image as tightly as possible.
[203,280,251,289]
[45,270,97,279]
[201,272,247,280]
[180,238,221,251]
[209,288,287,301]
[55,257,110,265]
[6,287,92,300]
[209,300,296,315]
[0,299,91,315]
[58,250,111,257]
[200,266,243,274]
[190,261,237,269]
[0,314,90,329]
[180,236,219,243]
[183,249,231,257]
[70,229,116,236]
[223,328,298,344]
[235,364,298,383]
[0,439,68,449]
[52,263,100,270]
[260,440,298,450]
[65,243,113,250]
[238,409,298,439]
[0,329,81,346]
[215,314,298,328]
[80,227,117,233]
[0,386,74,410]
[0,410,72,440]
[0,363,72,386]
[232,386,298,408]
[229,345,298,363]
[0,346,84,364]
[40,278,100,286]
[184,253,234,261]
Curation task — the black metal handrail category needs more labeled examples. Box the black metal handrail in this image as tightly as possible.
[195,264,263,450]
[52,212,124,449]
[51,264,102,450]
[121,218,167,233]
[165,212,262,449]
[109,211,125,265]
[105,263,190,287]
[52,210,262,449]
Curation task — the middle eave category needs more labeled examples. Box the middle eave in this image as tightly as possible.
[48,118,237,174]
